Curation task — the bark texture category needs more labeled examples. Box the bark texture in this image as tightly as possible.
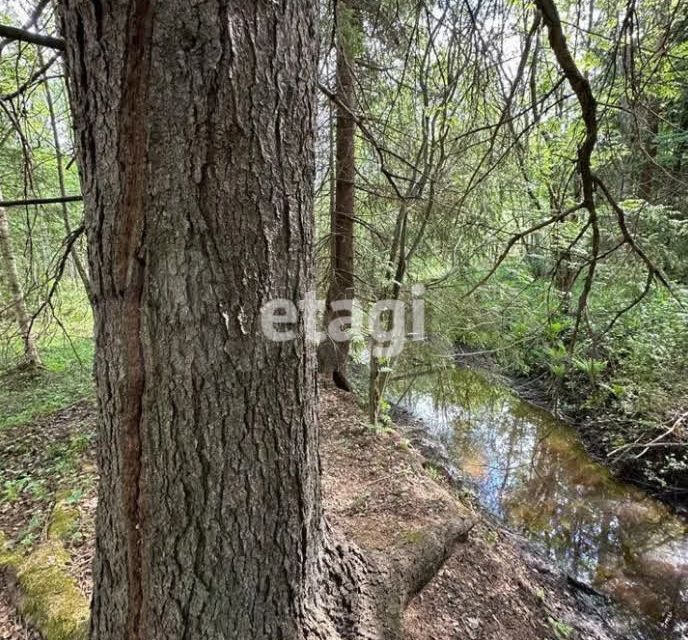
[61,2,320,637]
[0,194,41,367]
[59,2,467,638]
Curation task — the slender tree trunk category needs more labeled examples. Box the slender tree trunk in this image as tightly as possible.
[38,50,93,302]
[369,191,414,423]
[638,101,660,203]
[320,0,357,383]
[0,193,41,368]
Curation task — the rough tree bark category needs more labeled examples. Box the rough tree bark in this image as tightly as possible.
[320,0,358,386]
[0,192,41,368]
[59,2,468,639]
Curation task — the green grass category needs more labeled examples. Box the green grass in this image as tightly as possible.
[0,336,94,430]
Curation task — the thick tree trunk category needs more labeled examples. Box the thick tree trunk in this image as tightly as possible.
[320,0,357,382]
[0,195,41,368]
[60,2,466,638]
[61,2,321,637]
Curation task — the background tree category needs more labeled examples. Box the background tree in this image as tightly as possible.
[0,192,40,367]
[319,0,359,388]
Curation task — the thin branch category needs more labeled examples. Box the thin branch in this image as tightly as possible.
[1,53,59,101]
[0,24,65,51]
[593,176,672,291]
[319,82,410,200]
[0,0,52,52]
[463,202,585,299]
[603,270,654,335]
[0,195,83,208]
[28,224,86,333]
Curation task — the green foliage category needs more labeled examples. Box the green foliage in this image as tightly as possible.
[0,281,93,429]
[0,336,93,430]
[548,617,574,639]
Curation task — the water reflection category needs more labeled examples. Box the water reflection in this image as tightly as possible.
[395,367,688,638]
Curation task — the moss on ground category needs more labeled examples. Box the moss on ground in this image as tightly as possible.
[0,513,89,640]
[48,497,81,542]
[15,540,89,640]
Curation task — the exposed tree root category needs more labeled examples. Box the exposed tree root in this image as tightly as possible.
[306,519,474,639]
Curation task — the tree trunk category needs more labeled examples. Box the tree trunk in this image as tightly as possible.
[0,193,41,368]
[38,50,93,302]
[638,99,660,203]
[59,2,466,639]
[320,0,357,383]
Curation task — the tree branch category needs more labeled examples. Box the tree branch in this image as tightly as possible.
[319,81,410,200]
[0,24,64,51]
[535,0,597,206]
[28,224,86,332]
[463,202,585,299]
[593,176,671,290]
[0,0,52,52]
[0,195,82,208]
[1,53,59,102]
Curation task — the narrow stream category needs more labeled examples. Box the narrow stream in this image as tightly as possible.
[393,365,688,639]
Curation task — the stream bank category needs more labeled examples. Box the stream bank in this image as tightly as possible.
[388,364,688,639]
[320,385,635,640]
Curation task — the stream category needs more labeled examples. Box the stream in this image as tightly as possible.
[391,365,688,639]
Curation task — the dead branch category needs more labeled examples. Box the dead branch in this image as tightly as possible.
[28,224,86,333]
[608,411,688,461]
[0,195,83,208]
[0,24,64,52]
[0,0,52,52]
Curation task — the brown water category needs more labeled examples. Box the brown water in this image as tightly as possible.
[395,366,688,639]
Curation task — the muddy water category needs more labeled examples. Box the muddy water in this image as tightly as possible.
[394,366,688,639]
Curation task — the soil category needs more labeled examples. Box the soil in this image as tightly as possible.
[0,401,97,542]
[0,579,39,640]
[0,385,631,639]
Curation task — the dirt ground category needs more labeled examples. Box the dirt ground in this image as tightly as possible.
[0,386,628,639]
[319,388,627,640]
[0,584,39,640]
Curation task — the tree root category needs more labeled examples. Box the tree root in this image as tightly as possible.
[306,518,474,639]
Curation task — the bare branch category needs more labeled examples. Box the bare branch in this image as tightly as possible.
[0,24,65,51]
[0,195,83,208]
[0,0,52,52]
[463,202,585,299]
[593,176,672,291]
[1,53,59,102]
